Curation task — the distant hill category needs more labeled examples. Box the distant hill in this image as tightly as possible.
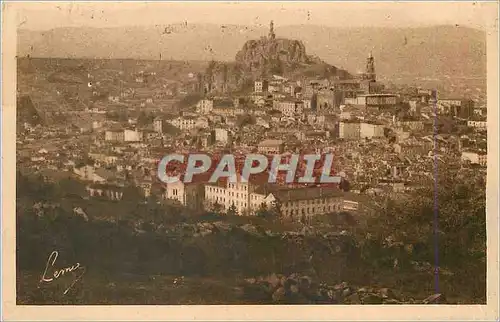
[18,24,486,81]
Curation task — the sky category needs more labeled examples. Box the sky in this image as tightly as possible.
[14,1,498,31]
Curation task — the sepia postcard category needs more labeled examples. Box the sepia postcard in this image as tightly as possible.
[1,1,499,320]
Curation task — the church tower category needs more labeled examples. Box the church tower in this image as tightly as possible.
[365,51,376,81]
[269,20,276,40]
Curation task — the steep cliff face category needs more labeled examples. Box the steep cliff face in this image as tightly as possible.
[235,38,310,74]
[202,33,351,94]
[203,61,250,93]
[233,36,351,80]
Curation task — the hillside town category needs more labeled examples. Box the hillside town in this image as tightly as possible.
[10,0,494,308]
[16,22,487,226]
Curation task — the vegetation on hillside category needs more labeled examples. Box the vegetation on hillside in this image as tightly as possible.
[16,171,486,304]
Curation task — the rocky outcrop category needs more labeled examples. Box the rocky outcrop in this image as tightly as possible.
[233,36,350,80]
[239,272,446,305]
[202,61,249,94]
[235,38,310,74]
[201,30,351,94]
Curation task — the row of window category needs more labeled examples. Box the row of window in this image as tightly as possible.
[284,204,343,216]
[207,187,247,199]
[228,183,248,191]
[209,196,248,208]
[282,198,339,207]
[207,186,224,194]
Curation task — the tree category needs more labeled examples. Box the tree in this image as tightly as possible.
[57,178,86,197]
[178,94,202,109]
[339,178,351,192]
[137,111,154,126]
[256,203,268,218]
[256,201,280,221]
[270,200,281,217]
[123,185,144,202]
[211,201,224,215]
[236,114,255,128]
[106,110,128,122]
[227,204,238,216]
[147,193,159,205]
[362,170,486,267]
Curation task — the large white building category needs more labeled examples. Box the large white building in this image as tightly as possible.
[339,122,361,140]
[213,128,230,144]
[395,120,424,132]
[461,151,487,166]
[169,116,197,131]
[203,181,360,222]
[254,80,269,93]
[467,120,487,130]
[339,122,383,139]
[105,130,125,142]
[257,139,284,154]
[124,129,143,142]
[274,99,304,117]
[205,180,263,215]
[196,99,214,114]
[272,187,345,223]
[165,180,205,211]
[153,117,164,133]
[360,122,384,139]
[354,94,398,107]
[306,113,326,127]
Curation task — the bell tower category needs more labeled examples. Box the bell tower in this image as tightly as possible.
[365,51,376,81]
[269,20,276,40]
